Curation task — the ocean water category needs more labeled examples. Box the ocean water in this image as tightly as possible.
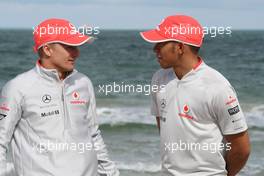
[0,29,264,175]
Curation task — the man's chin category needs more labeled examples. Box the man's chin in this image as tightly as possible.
[62,67,74,73]
[160,65,172,69]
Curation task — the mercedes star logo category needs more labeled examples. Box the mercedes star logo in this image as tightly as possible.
[42,94,52,103]
[161,99,166,109]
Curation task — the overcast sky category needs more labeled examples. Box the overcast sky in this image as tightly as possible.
[0,0,263,30]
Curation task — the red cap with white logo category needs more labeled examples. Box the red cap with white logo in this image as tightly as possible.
[33,18,93,52]
[140,15,204,47]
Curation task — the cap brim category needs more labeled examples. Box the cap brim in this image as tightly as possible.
[140,29,198,45]
[35,33,94,52]
[140,30,169,43]
[60,33,94,46]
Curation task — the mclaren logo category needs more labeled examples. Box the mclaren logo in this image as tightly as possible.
[0,113,7,120]
[42,95,51,103]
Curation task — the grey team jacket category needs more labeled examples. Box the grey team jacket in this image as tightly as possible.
[0,62,119,176]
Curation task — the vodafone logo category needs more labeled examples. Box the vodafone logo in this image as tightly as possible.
[178,104,195,121]
[72,92,80,100]
[183,104,190,113]
[70,91,87,105]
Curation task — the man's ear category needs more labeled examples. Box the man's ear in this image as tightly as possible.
[175,43,184,55]
[42,44,52,57]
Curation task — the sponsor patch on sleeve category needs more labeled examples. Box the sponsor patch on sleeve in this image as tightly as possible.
[228,105,240,116]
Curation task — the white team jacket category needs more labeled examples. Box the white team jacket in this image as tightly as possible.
[0,61,119,176]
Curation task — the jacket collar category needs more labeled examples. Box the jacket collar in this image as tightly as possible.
[170,57,205,83]
[35,59,77,83]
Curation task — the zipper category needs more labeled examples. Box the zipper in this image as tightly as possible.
[60,82,69,129]
[59,72,77,130]
[177,81,180,88]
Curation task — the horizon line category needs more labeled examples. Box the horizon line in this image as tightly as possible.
[0,27,264,31]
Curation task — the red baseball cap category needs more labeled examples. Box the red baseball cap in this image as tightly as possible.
[33,18,93,52]
[140,15,204,47]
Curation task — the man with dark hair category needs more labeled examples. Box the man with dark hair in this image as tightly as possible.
[0,18,119,176]
[140,15,250,176]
